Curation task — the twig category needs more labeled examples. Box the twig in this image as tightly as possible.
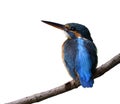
[6,53,120,104]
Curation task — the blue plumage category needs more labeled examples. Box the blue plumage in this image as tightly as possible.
[63,23,98,88]
[42,20,98,88]
[63,38,97,87]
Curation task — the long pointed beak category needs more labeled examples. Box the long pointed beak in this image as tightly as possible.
[41,20,65,30]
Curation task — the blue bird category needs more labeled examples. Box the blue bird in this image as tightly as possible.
[42,20,98,88]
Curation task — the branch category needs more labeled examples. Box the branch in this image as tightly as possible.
[6,53,120,104]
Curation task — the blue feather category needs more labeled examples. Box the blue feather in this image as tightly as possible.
[63,38,97,88]
[75,38,93,87]
[63,39,77,79]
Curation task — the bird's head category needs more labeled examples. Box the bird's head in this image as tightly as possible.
[42,20,93,41]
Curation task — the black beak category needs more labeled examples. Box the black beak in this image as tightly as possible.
[41,20,65,30]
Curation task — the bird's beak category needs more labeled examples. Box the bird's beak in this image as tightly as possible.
[41,20,65,30]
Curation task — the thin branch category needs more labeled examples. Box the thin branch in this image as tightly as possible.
[6,53,120,104]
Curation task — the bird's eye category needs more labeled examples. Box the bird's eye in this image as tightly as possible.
[70,27,76,31]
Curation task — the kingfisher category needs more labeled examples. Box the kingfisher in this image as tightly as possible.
[42,20,98,88]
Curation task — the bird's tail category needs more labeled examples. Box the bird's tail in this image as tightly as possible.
[79,73,94,88]
[76,58,94,88]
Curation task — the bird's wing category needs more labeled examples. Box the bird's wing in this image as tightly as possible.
[62,39,77,79]
[84,40,98,73]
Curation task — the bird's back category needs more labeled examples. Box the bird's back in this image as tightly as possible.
[63,38,97,88]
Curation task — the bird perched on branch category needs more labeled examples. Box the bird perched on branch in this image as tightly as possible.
[42,20,98,88]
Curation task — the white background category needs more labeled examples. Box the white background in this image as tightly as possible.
[0,0,120,104]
